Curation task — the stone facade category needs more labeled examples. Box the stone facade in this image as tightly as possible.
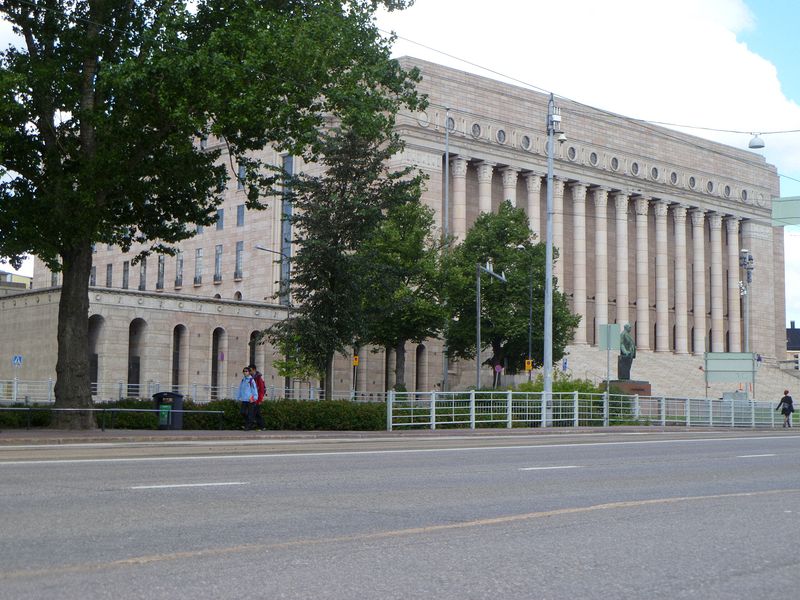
[0,57,787,399]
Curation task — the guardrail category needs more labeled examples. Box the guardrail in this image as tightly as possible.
[0,379,386,405]
[0,406,225,430]
[386,391,783,430]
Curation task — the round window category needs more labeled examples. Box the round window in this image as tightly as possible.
[520,135,531,150]
[741,189,749,202]
[724,185,731,198]
[446,116,455,132]
[496,129,506,144]
[589,152,598,166]
[650,166,659,180]
[567,146,577,161]
[688,176,696,189]
[706,181,714,193]
[610,157,619,171]
[471,122,482,138]
[631,161,640,175]
[670,171,678,185]
[416,111,429,127]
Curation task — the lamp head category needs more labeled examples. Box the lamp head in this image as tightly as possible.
[748,134,765,149]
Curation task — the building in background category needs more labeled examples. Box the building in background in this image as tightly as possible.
[1,57,796,400]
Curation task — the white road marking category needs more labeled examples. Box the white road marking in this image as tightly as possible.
[737,453,776,458]
[130,482,249,490]
[519,465,583,471]
[1,435,799,465]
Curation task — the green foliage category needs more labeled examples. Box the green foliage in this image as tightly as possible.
[515,371,605,394]
[443,201,580,375]
[0,0,423,417]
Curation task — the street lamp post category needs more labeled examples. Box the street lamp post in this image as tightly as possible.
[739,249,754,352]
[255,244,291,308]
[443,107,451,392]
[476,261,507,390]
[543,93,564,426]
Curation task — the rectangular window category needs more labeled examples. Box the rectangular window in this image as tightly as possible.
[237,164,246,190]
[197,224,204,235]
[236,204,245,227]
[89,266,96,286]
[50,272,58,287]
[138,258,147,291]
[105,264,113,288]
[216,208,224,231]
[194,248,203,285]
[175,252,184,287]
[235,241,244,279]
[214,244,223,282]
[157,255,165,290]
[122,261,130,289]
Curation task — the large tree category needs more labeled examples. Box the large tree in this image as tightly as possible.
[443,201,579,387]
[359,199,445,390]
[267,125,424,399]
[0,0,422,425]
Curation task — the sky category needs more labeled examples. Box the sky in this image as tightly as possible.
[374,0,800,324]
[2,1,799,323]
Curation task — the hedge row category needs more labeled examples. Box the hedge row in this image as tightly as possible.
[0,398,386,431]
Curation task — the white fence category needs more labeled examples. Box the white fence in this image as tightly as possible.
[387,391,785,430]
[0,379,385,405]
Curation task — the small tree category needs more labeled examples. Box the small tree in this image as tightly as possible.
[267,126,425,399]
[443,202,579,385]
[359,200,446,390]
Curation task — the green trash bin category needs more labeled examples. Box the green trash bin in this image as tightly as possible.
[153,392,184,430]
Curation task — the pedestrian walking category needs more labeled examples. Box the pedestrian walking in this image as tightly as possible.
[248,363,267,431]
[776,390,794,428]
[237,366,257,430]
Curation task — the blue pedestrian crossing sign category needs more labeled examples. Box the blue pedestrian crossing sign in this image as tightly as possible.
[12,355,23,366]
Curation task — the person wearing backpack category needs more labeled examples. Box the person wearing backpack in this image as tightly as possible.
[248,363,267,431]
[237,366,257,430]
[776,390,794,428]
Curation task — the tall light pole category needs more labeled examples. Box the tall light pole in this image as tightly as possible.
[476,261,507,390]
[739,249,754,352]
[442,107,451,392]
[543,93,563,425]
[255,244,291,308]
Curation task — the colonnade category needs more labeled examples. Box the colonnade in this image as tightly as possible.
[447,156,747,356]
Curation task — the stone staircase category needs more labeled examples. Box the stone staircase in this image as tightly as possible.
[562,343,800,403]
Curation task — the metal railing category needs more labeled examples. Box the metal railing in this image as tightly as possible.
[0,379,388,405]
[386,391,784,430]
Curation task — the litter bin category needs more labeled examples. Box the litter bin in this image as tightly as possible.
[153,392,184,430]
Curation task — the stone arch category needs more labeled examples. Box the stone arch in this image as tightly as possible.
[210,327,227,399]
[234,291,243,301]
[88,314,105,393]
[128,318,147,396]
[172,324,188,392]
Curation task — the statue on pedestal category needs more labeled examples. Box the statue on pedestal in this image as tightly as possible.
[617,323,636,380]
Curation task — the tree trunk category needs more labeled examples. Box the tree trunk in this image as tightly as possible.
[394,340,406,391]
[324,353,334,401]
[53,243,95,428]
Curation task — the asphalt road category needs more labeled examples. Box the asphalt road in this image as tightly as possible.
[1,430,799,599]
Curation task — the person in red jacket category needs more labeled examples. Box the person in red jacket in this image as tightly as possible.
[248,363,267,431]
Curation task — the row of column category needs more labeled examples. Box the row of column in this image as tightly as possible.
[448,156,744,355]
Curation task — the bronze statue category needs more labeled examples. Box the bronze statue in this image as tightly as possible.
[618,323,636,380]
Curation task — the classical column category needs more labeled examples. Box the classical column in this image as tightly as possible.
[501,167,518,208]
[614,192,630,325]
[635,197,650,349]
[553,177,566,282]
[593,188,609,331]
[477,161,495,214]
[691,209,706,354]
[654,200,669,352]
[726,217,742,351]
[709,213,724,352]
[451,157,468,240]
[673,205,689,354]
[571,182,588,344]
[525,173,542,236]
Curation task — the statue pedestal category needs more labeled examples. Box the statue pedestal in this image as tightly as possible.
[604,380,652,396]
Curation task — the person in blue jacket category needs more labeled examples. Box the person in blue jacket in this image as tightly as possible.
[237,366,257,430]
